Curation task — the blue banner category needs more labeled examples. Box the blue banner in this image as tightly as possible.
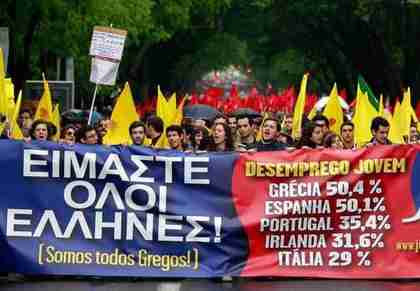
[0,140,248,277]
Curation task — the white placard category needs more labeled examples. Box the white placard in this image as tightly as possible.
[89,57,120,86]
[89,26,127,61]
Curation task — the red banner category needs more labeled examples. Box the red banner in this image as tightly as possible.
[233,145,420,278]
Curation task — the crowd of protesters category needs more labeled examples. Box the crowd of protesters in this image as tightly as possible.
[2,104,419,153]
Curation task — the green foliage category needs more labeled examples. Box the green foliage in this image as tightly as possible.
[174,33,248,82]
[268,49,305,88]
[4,0,420,104]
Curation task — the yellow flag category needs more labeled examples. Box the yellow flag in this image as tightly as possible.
[52,104,61,141]
[167,93,177,120]
[10,91,23,140]
[155,86,169,148]
[155,87,178,148]
[5,78,13,100]
[406,88,418,125]
[156,86,167,118]
[379,94,384,117]
[400,88,413,137]
[0,122,5,136]
[5,78,15,121]
[389,100,404,144]
[389,88,412,144]
[103,82,139,145]
[160,92,177,125]
[323,83,343,134]
[292,74,309,139]
[353,84,378,147]
[34,74,53,122]
[0,48,7,117]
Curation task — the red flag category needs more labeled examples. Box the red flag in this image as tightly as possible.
[393,96,401,114]
[190,92,199,105]
[305,93,318,113]
[415,101,420,119]
[230,84,239,98]
[339,88,348,101]
[249,87,258,98]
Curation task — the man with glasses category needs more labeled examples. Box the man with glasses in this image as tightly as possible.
[60,124,77,145]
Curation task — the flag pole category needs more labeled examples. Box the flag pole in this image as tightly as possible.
[88,84,99,125]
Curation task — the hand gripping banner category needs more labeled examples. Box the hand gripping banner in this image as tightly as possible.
[1,140,420,278]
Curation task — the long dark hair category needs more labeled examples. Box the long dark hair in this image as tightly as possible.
[209,123,234,152]
[192,126,211,151]
[295,121,322,149]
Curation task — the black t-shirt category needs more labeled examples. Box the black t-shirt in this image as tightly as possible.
[256,140,287,152]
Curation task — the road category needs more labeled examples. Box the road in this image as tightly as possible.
[0,278,418,291]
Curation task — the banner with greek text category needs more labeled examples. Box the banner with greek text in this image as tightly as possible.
[1,140,420,278]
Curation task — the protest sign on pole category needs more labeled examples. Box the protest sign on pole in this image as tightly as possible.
[89,57,120,86]
[88,26,127,124]
[89,26,127,61]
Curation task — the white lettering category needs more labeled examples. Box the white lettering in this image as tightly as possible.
[23,149,49,177]
[184,157,209,185]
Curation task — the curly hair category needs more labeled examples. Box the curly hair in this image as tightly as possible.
[29,119,56,140]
